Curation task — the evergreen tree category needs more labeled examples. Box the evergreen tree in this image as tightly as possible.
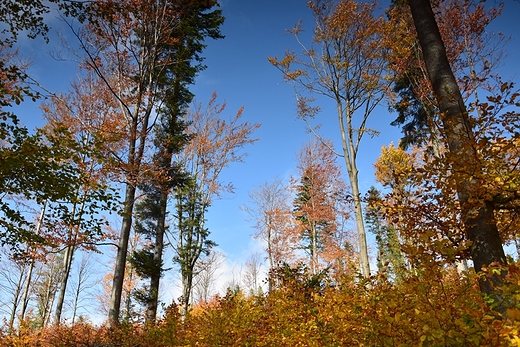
[293,169,331,274]
[365,186,406,280]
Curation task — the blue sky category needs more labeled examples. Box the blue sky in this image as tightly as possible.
[190,0,520,266]
[191,0,400,262]
[9,0,520,320]
[16,0,520,261]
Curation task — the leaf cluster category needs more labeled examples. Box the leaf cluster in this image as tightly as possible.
[5,262,520,346]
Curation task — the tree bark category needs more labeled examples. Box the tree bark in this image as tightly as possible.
[54,244,74,324]
[338,102,371,278]
[407,0,506,293]
[19,200,46,322]
[108,184,136,326]
[54,196,85,324]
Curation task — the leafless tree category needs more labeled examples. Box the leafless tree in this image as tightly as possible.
[192,249,225,303]
[242,252,264,296]
[242,177,295,289]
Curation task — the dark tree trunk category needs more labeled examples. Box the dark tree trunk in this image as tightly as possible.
[108,184,136,326]
[407,0,506,293]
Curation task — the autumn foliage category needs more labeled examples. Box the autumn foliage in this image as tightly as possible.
[2,0,520,344]
[2,261,520,346]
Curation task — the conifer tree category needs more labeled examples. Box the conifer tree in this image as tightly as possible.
[365,186,405,280]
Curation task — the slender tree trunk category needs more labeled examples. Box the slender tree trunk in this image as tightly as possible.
[108,183,136,326]
[54,244,74,324]
[181,272,193,316]
[8,268,25,333]
[20,260,34,321]
[41,260,59,328]
[408,0,506,293]
[54,197,85,324]
[20,201,46,322]
[338,101,371,278]
[71,267,81,325]
[311,223,317,275]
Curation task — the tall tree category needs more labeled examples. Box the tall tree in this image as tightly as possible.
[173,92,259,313]
[364,186,405,279]
[292,139,351,275]
[39,73,120,324]
[387,0,505,150]
[129,2,225,322]
[66,0,224,325]
[407,0,506,296]
[269,0,390,277]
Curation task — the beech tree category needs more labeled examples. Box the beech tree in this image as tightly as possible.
[173,93,259,313]
[39,72,120,324]
[407,0,506,298]
[269,0,390,277]
[387,0,505,150]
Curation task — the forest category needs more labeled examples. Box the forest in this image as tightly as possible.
[1,0,520,345]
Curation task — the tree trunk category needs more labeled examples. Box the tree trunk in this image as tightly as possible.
[8,268,24,333]
[145,191,167,323]
[54,244,74,324]
[20,259,34,321]
[181,272,193,316]
[341,128,370,277]
[108,183,136,326]
[337,101,371,278]
[311,222,317,275]
[54,197,84,324]
[407,0,506,292]
[350,177,370,278]
[40,259,60,328]
[19,200,46,322]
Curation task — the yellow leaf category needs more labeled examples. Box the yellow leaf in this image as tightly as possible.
[507,308,520,321]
